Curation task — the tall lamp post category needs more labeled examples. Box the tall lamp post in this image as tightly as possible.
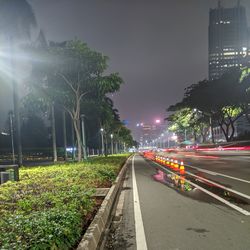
[161,133,164,148]
[100,128,104,155]
[1,131,15,164]
[9,112,15,164]
[110,134,114,155]
[167,131,170,148]
[81,114,87,160]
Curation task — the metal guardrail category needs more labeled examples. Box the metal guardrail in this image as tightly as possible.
[0,165,19,183]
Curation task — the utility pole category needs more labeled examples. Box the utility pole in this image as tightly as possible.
[51,103,57,162]
[81,114,87,160]
[71,119,75,160]
[10,38,22,166]
[9,111,15,164]
[62,110,67,161]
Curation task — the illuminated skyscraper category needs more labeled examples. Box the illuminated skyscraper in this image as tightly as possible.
[208,1,250,80]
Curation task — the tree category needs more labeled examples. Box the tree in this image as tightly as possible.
[168,69,250,142]
[30,40,123,161]
[0,0,37,165]
[167,108,209,143]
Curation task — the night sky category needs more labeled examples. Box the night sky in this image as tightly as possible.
[1,0,250,136]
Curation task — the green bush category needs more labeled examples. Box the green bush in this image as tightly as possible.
[0,155,129,249]
[0,208,83,250]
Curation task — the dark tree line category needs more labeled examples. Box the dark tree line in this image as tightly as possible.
[167,68,250,142]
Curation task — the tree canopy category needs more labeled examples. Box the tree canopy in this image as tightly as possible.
[167,68,250,142]
[27,39,129,160]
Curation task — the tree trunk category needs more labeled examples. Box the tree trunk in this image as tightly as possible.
[219,123,230,142]
[229,119,235,141]
[81,115,87,160]
[51,104,57,162]
[104,134,108,157]
[73,118,82,162]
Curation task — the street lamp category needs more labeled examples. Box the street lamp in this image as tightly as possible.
[9,112,15,164]
[100,128,104,155]
[167,131,170,148]
[1,131,15,164]
[110,134,114,155]
[1,111,15,164]
[80,114,87,160]
[161,133,164,148]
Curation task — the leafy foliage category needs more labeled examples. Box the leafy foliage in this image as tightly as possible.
[28,40,124,161]
[167,68,250,142]
[0,155,129,249]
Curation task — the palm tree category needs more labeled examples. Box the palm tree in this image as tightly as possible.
[0,0,37,166]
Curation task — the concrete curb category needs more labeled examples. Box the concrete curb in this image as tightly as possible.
[77,156,131,250]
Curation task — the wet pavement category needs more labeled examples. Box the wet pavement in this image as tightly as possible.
[104,154,250,250]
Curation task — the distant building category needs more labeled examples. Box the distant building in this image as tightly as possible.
[208,1,250,80]
[208,2,250,141]
[135,122,165,146]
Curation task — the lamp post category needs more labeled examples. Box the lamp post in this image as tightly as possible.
[161,133,164,148]
[1,130,15,164]
[110,134,114,155]
[100,128,104,155]
[9,112,15,164]
[81,114,87,160]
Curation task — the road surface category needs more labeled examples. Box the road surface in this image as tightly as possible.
[105,154,250,250]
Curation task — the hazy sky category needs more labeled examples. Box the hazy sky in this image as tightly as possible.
[1,0,250,135]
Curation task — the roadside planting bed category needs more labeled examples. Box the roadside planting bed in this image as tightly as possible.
[0,155,129,250]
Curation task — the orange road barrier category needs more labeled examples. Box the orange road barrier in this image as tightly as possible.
[166,157,170,166]
[170,159,174,169]
[163,157,167,166]
[174,159,179,171]
[161,157,164,164]
[179,161,185,175]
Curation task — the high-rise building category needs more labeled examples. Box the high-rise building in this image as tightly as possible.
[208,1,250,80]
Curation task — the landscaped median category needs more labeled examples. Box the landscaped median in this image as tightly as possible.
[0,154,130,250]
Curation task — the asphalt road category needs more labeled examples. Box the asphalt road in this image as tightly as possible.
[160,151,250,197]
[105,154,250,250]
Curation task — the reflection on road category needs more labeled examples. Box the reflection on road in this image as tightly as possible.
[143,152,250,212]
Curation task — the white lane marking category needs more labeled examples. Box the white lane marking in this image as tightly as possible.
[152,161,250,216]
[186,171,250,200]
[185,164,250,184]
[184,177,250,216]
[132,155,148,250]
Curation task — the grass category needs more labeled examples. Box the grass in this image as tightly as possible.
[0,154,130,250]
